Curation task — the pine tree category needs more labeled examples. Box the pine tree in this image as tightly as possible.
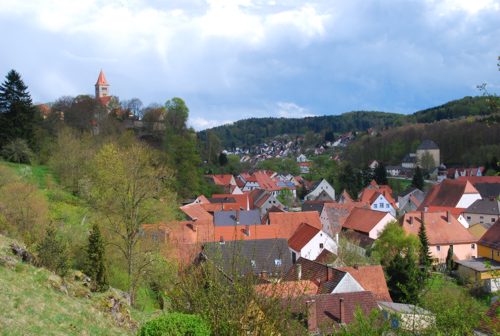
[411,166,425,190]
[0,70,35,147]
[85,223,109,292]
[37,225,69,277]
[418,220,432,268]
[374,162,388,185]
[386,247,420,304]
[446,245,454,274]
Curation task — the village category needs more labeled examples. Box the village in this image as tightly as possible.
[141,141,500,334]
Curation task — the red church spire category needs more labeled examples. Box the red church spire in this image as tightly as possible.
[95,70,109,86]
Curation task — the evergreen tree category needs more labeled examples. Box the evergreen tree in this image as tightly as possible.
[37,225,69,277]
[446,245,454,274]
[374,162,388,185]
[386,247,420,304]
[85,223,109,292]
[338,163,360,199]
[418,220,432,268]
[218,152,228,166]
[411,166,425,190]
[0,70,35,147]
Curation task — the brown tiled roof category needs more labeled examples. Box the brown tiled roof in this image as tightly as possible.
[255,280,319,298]
[288,223,320,251]
[322,202,369,236]
[314,249,336,264]
[419,179,479,209]
[401,211,478,245]
[338,265,392,301]
[310,291,379,329]
[209,174,234,186]
[479,219,500,250]
[359,187,397,209]
[284,258,347,294]
[343,208,391,234]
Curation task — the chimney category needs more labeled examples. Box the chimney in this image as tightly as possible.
[219,236,225,244]
[296,263,302,281]
[424,206,428,212]
[244,225,250,236]
[191,218,198,232]
[327,267,334,281]
[409,216,413,225]
[306,300,318,333]
[421,211,425,223]
[354,264,359,270]
[339,298,345,323]
[446,211,451,224]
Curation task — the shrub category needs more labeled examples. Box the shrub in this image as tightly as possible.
[138,312,211,336]
[1,138,34,164]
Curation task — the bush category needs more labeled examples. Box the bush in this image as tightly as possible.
[1,138,34,164]
[138,312,211,336]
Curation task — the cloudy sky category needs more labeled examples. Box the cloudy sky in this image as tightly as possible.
[0,0,499,130]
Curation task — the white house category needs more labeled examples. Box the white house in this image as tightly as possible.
[297,154,309,163]
[368,192,397,217]
[288,223,338,263]
[343,208,396,239]
[304,179,336,201]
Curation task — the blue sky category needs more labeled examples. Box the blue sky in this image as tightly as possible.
[0,0,499,130]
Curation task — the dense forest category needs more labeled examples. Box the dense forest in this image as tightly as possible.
[198,96,500,149]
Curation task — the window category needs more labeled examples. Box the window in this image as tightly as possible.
[319,243,324,249]
[251,260,256,268]
[386,204,389,208]
[380,203,384,208]
[374,204,378,209]
[436,245,441,251]
[471,244,475,249]
[274,259,282,267]
[467,216,471,220]
[492,218,496,222]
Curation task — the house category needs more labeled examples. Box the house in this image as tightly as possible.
[249,189,283,216]
[402,153,417,169]
[418,179,482,210]
[342,208,396,240]
[468,222,493,240]
[401,211,478,263]
[180,203,213,222]
[359,182,397,217]
[378,301,435,332]
[337,265,392,301]
[478,219,500,262]
[416,139,440,168]
[254,280,319,298]
[397,187,425,215]
[298,161,312,174]
[304,179,336,201]
[305,292,379,333]
[301,200,332,214]
[447,167,485,179]
[284,258,364,294]
[288,223,338,263]
[296,154,309,163]
[320,201,369,238]
[456,176,500,199]
[463,197,500,227]
[212,193,251,211]
[455,257,500,293]
[213,210,261,227]
[199,238,293,278]
[206,174,239,194]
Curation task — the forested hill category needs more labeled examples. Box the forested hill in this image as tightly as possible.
[198,96,499,148]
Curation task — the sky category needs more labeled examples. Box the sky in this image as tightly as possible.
[0,0,499,130]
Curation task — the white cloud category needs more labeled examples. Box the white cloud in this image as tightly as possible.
[275,102,315,118]
[189,116,234,130]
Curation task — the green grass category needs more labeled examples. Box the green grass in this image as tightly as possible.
[0,235,134,336]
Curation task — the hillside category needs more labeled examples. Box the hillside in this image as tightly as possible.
[0,234,136,335]
[199,96,499,148]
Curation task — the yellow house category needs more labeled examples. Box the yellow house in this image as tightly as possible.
[478,219,500,262]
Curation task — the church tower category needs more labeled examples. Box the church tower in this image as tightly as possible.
[95,70,110,99]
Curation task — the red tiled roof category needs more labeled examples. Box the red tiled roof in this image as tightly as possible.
[359,188,397,209]
[401,211,478,245]
[288,223,320,251]
[255,280,319,298]
[180,203,213,222]
[96,70,109,85]
[201,202,240,212]
[269,211,322,229]
[457,176,500,184]
[212,193,249,210]
[425,206,465,219]
[479,219,500,250]
[419,179,479,209]
[209,174,235,186]
[254,170,280,191]
[343,208,391,234]
[338,265,392,301]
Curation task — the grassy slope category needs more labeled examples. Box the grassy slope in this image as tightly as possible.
[0,235,133,336]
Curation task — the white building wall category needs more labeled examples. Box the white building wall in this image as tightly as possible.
[456,193,482,209]
[331,273,364,293]
[299,231,338,260]
[371,194,396,217]
[305,179,336,201]
[368,213,396,239]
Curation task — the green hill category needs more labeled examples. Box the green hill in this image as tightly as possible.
[0,234,136,336]
[199,96,499,148]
